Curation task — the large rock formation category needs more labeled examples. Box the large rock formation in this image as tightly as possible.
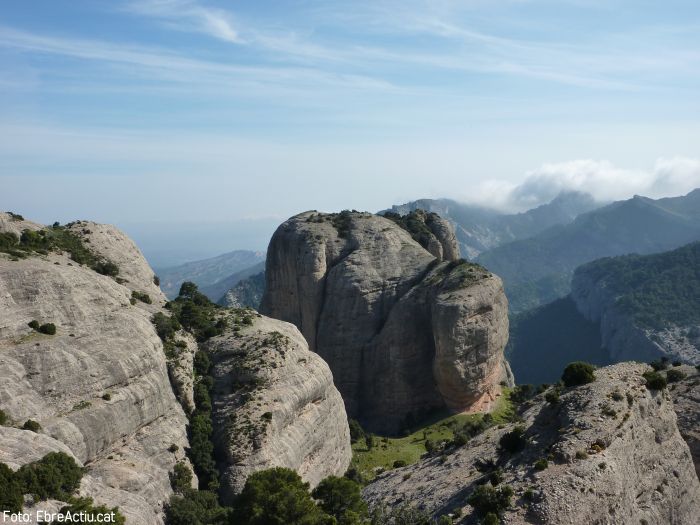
[0,213,190,524]
[670,365,700,479]
[205,314,351,503]
[363,363,700,524]
[261,211,511,433]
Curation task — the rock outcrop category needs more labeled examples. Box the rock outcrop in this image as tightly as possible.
[205,314,351,502]
[670,365,700,479]
[261,211,511,433]
[0,213,190,524]
[363,363,700,524]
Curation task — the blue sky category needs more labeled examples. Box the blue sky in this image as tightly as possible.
[1,1,699,261]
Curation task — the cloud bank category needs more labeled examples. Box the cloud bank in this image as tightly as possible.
[471,157,700,211]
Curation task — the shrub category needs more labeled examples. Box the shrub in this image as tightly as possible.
[561,362,595,387]
[102,393,111,401]
[131,291,152,304]
[152,312,180,341]
[233,467,332,525]
[488,468,503,486]
[365,434,375,451]
[16,452,83,500]
[545,390,560,404]
[666,368,687,383]
[392,460,407,469]
[451,432,469,448]
[312,475,367,525]
[348,419,365,444]
[170,462,193,493]
[28,320,40,330]
[438,515,453,525]
[643,370,667,391]
[165,489,228,525]
[483,513,499,525]
[467,484,513,516]
[168,444,179,453]
[93,261,119,277]
[0,462,23,513]
[575,450,588,460]
[193,351,211,376]
[499,426,527,454]
[424,439,436,453]
[153,275,160,286]
[38,323,56,335]
[23,419,41,432]
[534,458,548,471]
[0,409,7,426]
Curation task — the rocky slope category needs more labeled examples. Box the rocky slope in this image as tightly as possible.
[670,365,700,479]
[219,270,265,309]
[0,213,190,524]
[204,314,352,503]
[363,363,700,524]
[261,210,512,434]
[571,242,700,365]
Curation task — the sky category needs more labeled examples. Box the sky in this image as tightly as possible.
[1,0,699,264]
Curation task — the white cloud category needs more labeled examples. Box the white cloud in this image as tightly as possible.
[473,158,700,211]
[124,0,244,44]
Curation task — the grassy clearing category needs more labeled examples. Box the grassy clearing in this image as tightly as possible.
[351,389,514,481]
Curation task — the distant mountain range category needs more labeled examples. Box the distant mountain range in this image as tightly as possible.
[385,190,600,259]
[477,189,700,312]
[154,250,265,299]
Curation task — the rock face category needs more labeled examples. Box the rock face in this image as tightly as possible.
[363,363,700,524]
[205,315,351,503]
[0,213,190,524]
[261,211,511,433]
[670,365,700,479]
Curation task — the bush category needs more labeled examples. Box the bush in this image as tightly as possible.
[0,462,23,513]
[348,419,365,444]
[666,368,687,383]
[561,362,595,387]
[131,291,152,304]
[170,462,193,493]
[102,393,111,401]
[545,390,560,404]
[38,323,56,335]
[165,489,228,525]
[575,450,588,460]
[424,439,436,453]
[467,484,513,516]
[499,426,527,454]
[312,476,367,525]
[152,312,180,341]
[365,434,375,451]
[0,409,7,426]
[534,458,548,471]
[392,460,407,469]
[16,452,83,501]
[193,351,211,376]
[482,513,499,525]
[23,419,41,432]
[153,275,160,286]
[28,320,40,331]
[233,468,332,525]
[643,370,667,390]
[93,261,119,277]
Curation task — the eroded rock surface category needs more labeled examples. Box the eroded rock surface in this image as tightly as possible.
[670,365,700,479]
[205,315,351,503]
[0,214,190,524]
[363,363,700,524]
[261,211,511,433]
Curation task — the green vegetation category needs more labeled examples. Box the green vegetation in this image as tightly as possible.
[441,259,490,292]
[499,426,527,454]
[7,212,24,221]
[330,210,354,239]
[534,458,548,471]
[131,290,153,304]
[467,483,514,518]
[312,476,368,525]
[577,242,700,330]
[170,462,193,493]
[165,282,226,342]
[350,390,513,481]
[666,368,687,383]
[643,370,667,391]
[165,488,229,525]
[561,362,596,387]
[0,452,83,503]
[382,210,437,251]
[27,320,57,335]
[0,224,120,277]
[23,419,41,432]
[232,468,333,525]
[0,409,7,426]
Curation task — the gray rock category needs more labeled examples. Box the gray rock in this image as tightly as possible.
[0,217,190,524]
[205,315,351,503]
[669,365,700,479]
[363,363,700,524]
[261,211,511,433]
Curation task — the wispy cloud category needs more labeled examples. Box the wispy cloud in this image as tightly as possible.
[123,0,244,43]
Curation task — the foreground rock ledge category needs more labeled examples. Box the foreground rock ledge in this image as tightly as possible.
[363,363,700,525]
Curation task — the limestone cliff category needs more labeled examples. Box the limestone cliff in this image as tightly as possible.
[670,365,700,479]
[204,314,351,503]
[0,213,190,524]
[261,211,512,433]
[363,363,700,524]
